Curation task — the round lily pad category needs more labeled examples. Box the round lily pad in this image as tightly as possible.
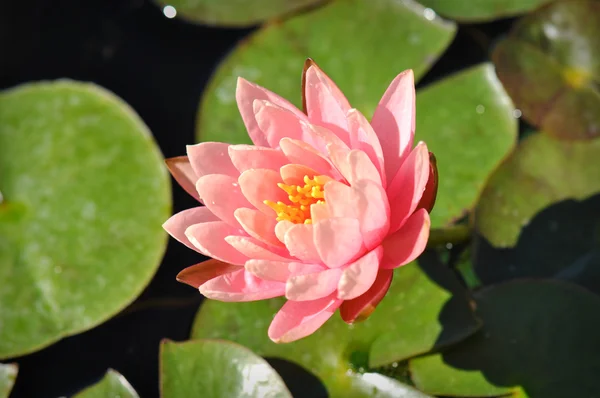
[492,0,600,140]
[415,64,517,228]
[0,363,17,398]
[475,132,600,247]
[417,0,553,21]
[160,339,293,398]
[0,81,171,359]
[196,0,456,145]
[154,0,324,27]
[73,369,139,398]
[191,254,479,397]
[409,280,600,397]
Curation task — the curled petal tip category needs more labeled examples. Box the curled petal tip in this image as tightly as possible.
[417,151,438,213]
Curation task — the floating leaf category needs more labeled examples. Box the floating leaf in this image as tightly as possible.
[191,254,479,397]
[155,0,324,27]
[475,132,600,247]
[475,194,600,292]
[417,0,553,21]
[410,280,600,397]
[160,339,292,398]
[415,64,517,228]
[0,81,171,358]
[0,363,17,398]
[492,0,600,140]
[196,0,456,145]
[73,369,139,398]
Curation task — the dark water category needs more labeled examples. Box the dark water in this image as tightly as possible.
[0,1,514,396]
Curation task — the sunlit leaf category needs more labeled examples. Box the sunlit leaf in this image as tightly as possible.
[73,369,138,398]
[0,363,17,398]
[418,0,553,21]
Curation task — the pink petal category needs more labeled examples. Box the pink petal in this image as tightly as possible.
[324,180,389,250]
[346,150,382,186]
[239,169,287,215]
[337,246,382,300]
[245,260,325,282]
[268,294,342,343]
[310,202,330,224]
[200,268,285,302]
[165,156,200,201]
[387,142,430,233]
[163,206,219,252]
[371,70,416,186]
[254,100,321,149]
[340,269,393,323]
[225,236,291,261]
[196,174,252,229]
[245,259,293,282]
[234,208,282,247]
[280,164,319,185]
[185,222,248,265]
[176,259,241,288]
[187,142,238,178]
[236,77,307,147]
[283,223,321,263]
[381,209,430,269]
[275,220,295,244]
[228,145,290,173]
[279,138,337,177]
[314,218,365,268]
[304,65,351,145]
[346,109,386,184]
[286,268,343,301]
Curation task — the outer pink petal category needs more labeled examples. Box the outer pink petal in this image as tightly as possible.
[279,138,337,177]
[228,145,290,173]
[371,70,416,186]
[163,207,219,252]
[387,142,430,233]
[239,169,287,215]
[283,224,321,263]
[381,209,430,269]
[199,268,285,302]
[185,221,248,265]
[234,208,282,247]
[286,268,343,301]
[346,108,386,183]
[236,77,307,147]
[187,142,238,178]
[268,294,342,343]
[340,269,393,323]
[245,259,296,282]
[176,259,241,288]
[165,156,200,201]
[304,65,351,145]
[314,218,365,268]
[338,246,383,300]
[310,202,330,224]
[225,236,291,261]
[196,174,252,229]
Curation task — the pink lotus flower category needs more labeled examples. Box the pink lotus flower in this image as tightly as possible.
[164,60,437,343]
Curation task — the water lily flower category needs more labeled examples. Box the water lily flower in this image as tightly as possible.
[164,60,437,343]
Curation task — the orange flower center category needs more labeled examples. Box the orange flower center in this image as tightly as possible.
[264,175,330,224]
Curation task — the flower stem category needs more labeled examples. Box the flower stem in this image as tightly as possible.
[427,224,472,248]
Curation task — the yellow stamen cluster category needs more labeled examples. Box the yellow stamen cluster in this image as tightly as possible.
[264,175,329,224]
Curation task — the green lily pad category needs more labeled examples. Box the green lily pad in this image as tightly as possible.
[154,0,324,27]
[409,280,600,397]
[474,194,600,291]
[475,132,600,247]
[191,253,479,397]
[415,64,517,228]
[0,363,17,398]
[417,0,553,21]
[196,0,456,145]
[73,369,139,398]
[160,339,293,398]
[0,81,171,358]
[492,0,600,140]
